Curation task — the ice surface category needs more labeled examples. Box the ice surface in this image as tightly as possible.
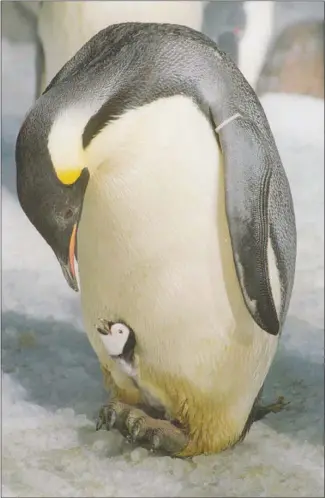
[2,39,324,497]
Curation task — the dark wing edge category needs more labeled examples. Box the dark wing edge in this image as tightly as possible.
[210,110,296,335]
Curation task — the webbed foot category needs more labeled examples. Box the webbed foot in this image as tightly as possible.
[254,395,290,422]
[96,400,188,455]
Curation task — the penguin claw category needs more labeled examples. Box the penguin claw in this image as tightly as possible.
[274,396,290,409]
[128,418,143,443]
[106,409,117,430]
[95,404,117,431]
[150,432,161,452]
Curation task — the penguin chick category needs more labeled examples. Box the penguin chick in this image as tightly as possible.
[97,319,136,377]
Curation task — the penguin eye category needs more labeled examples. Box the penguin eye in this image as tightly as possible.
[64,208,74,220]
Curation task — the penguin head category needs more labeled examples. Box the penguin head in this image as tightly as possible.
[15,98,90,291]
[97,320,132,357]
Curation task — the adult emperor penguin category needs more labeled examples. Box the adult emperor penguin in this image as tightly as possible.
[16,23,297,457]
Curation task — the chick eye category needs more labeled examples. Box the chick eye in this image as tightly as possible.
[119,329,123,334]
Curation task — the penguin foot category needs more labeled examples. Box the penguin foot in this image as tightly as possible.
[96,400,189,455]
[125,409,189,455]
[254,396,290,422]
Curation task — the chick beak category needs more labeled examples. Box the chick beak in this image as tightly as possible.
[97,318,112,335]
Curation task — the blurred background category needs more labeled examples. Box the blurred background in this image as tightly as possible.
[2,1,324,91]
[1,3,324,497]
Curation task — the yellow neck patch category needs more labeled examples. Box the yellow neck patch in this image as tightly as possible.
[56,168,82,185]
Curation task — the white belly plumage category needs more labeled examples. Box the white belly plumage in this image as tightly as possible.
[77,96,278,415]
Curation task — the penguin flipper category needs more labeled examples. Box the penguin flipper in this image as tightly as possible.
[211,110,289,336]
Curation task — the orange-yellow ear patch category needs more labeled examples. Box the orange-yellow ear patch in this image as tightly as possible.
[56,169,82,185]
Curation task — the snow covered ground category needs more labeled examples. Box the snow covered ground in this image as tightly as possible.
[2,38,324,497]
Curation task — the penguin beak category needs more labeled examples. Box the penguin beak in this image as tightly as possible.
[69,223,77,283]
[58,224,78,292]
